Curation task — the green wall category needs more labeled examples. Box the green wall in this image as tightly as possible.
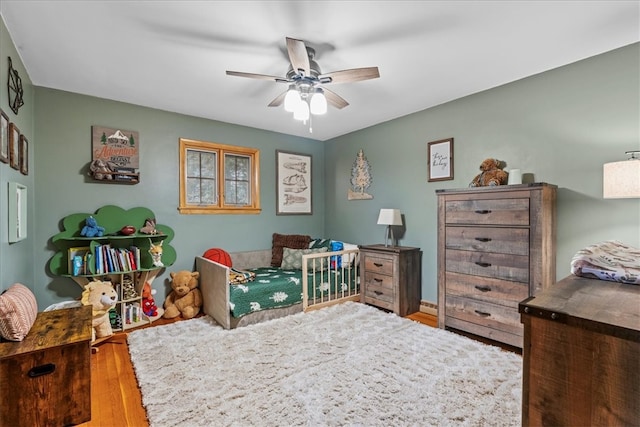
[0,18,35,294]
[3,10,638,311]
[325,43,640,303]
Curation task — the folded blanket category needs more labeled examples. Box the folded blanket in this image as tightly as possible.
[570,240,640,285]
[229,268,256,285]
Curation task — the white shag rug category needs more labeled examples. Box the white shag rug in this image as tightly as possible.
[127,302,522,427]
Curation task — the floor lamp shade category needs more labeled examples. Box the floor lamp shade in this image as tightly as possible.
[377,209,402,246]
[603,156,640,199]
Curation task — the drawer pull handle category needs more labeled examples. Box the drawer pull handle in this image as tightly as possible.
[28,363,56,378]
[475,237,492,242]
[475,261,492,268]
[474,285,492,292]
[374,290,383,296]
[373,262,383,267]
[474,210,491,214]
[474,310,491,317]
[373,278,383,283]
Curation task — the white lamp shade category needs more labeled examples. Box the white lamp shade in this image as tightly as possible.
[310,90,327,115]
[377,208,402,226]
[603,159,640,198]
[284,87,300,113]
[293,100,309,121]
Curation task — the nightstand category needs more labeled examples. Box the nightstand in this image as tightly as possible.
[359,244,422,316]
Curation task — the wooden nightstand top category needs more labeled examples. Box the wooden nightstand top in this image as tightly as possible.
[359,244,420,254]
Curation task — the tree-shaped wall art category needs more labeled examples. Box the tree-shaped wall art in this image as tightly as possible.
[348,149,373,200]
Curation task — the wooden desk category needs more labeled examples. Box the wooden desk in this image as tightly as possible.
[519,275,640,426]
[0,306,92,426]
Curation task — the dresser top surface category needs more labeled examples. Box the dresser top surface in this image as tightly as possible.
[436,182,556,195]
[521,275,640,337]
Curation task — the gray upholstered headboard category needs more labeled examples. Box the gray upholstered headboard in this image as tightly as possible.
[230,249,271,270]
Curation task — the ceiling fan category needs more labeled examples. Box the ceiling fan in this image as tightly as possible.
[226,37,380,122]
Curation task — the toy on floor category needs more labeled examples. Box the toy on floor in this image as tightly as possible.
[81,280,118,341]
[141,281,159,317]
[469,158,508,187]
[163,270,201,320]
[80,216,105,237]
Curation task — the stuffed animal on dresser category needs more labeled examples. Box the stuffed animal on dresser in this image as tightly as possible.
[469,158,508,187]
[81,280,118,341]
[163,270,202,320]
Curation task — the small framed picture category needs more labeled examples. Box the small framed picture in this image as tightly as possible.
[427,138,454,182]
[0,110,8,164]
[276,150,312,215]
[9,123,20,170]
[19,134,28,175]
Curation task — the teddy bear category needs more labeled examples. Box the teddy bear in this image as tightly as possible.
[163,270,202,319]
[141,281,159,317]
[469,158,508,187]
[80,216,105,237]
[80,280,118,341]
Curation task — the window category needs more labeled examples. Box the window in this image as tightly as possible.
[179,138,261,214]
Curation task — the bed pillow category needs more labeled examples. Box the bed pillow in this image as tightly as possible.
[309,238,332,250]
[0,283,38,342]
[271,233,311,267]
[281,247,328,270]
[341,242,360,267]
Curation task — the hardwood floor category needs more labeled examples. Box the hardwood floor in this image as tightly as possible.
[79,310,436,426]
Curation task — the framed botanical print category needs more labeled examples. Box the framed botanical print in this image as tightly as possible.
[19,134,28,175]
[0,110,8,164]
[276,150,312,215]
[9,122,20,170]
[427,137,454,182]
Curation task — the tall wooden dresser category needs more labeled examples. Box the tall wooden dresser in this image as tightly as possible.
[436,183,556,348]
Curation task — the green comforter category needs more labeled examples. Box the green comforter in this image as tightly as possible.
[229,267,358,318]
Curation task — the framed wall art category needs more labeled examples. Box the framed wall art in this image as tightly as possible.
[276,150,312,215]
[9,122,20,170]
[8,182,27,243]
[427,137,454,182]
[90,125,140,184]
[0,109,8,164]
[19,134,28,175]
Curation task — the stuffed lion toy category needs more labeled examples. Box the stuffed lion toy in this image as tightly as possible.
[81,280,118,341]
[469,158,508,187]
[164,270,202,319]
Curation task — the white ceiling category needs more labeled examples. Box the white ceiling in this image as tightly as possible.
[1,1,638,141]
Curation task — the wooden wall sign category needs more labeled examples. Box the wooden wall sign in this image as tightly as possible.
[90,126,140,184]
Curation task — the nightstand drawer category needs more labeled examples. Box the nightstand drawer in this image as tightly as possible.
[445,227,529,256]
[363,255,394,276]
[445,249,529,283]
[363,274,395,301]
[445,198,529,226]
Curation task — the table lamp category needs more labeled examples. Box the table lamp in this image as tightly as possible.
[377,208,402,247]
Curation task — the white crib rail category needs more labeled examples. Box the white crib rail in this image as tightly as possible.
[302,248,360,311]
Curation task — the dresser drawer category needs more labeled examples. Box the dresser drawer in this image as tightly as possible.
[445,249,529,283]
[445,227,529,256]
[445,198,530,226]
[363,254,394,276]
[445,295,523,336]
[445,271,528,306]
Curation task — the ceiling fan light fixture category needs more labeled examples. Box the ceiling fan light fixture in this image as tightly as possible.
[293,100,310,121]
[310,88,327,115]
[284,86,301,112]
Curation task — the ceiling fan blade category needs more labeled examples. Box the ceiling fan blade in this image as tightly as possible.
[286,37,310,76]
[226,70,287,82]
[268,91,287,107]
[323,88,349,109]
[319,67,380,84]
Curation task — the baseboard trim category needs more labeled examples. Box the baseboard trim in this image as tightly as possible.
[419,300,438,316]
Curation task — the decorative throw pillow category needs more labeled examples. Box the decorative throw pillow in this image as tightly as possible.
[203,248,233,268]
[341,242,360,267]
[0,283,38,342]
[281,247,328,270]
[309,238,332,250]
[271,233,311,267]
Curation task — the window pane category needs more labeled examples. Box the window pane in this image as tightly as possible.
[225,154,237,180]
[236,157,249,180]
[201,152,217,178]
[201,178,217,205]
[225,181,237,204]
[186,178,200,204]
[237,181,249,205]
[186,150,201,177]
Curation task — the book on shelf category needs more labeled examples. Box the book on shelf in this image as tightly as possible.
[68,246,90,276]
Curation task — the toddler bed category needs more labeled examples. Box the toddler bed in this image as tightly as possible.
[196,236,360,329]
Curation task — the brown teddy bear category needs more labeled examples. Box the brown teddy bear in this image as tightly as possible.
[80,280,118,341]
[469,158,508,187]
[163,270,202,319]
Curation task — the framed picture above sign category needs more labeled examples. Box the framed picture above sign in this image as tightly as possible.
[427,137,454,182]
[276,150,312,215]
[8,122,20,170]
[19,134,28,175]
[0,109,8,164]
[90,126,140,184]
